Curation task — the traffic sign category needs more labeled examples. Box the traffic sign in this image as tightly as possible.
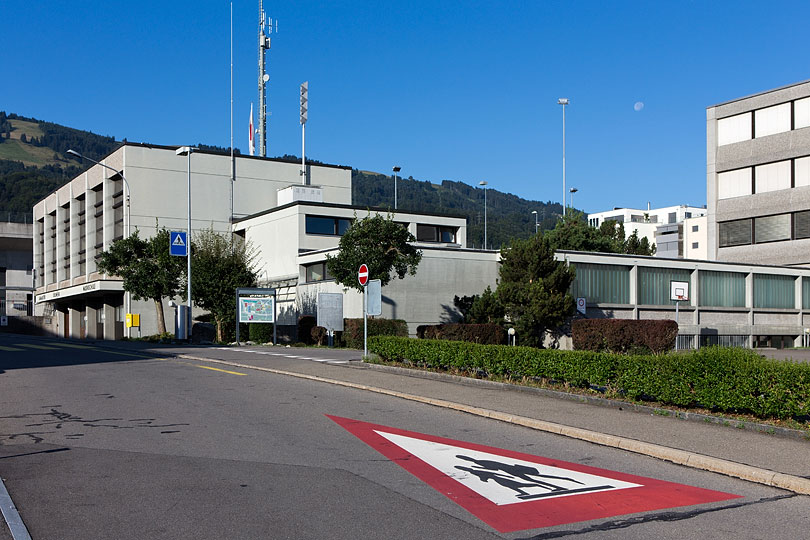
[170,231,187,257]
[576,297,586,315]
[328,415,740,533]
[358,263,369,286]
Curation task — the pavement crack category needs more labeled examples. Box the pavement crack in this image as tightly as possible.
[516,494,798,539]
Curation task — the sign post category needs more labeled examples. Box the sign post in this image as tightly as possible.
[358,264,369,357]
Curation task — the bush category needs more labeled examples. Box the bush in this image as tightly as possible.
[416,323,506,345]
[249,323,275,343]
[344,318,408,349]
[572,319,678,354]
[368,336,810,421]
[311,326,328,346]
[297,316,317,345]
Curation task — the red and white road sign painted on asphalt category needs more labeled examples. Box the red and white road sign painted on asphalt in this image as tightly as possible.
[358,264,369,286]
[327,415,741,533]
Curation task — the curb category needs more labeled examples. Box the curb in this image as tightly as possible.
[177,353,810,496]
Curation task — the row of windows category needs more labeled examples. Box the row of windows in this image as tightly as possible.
[570,263,808,309]
[717,96,810,146]
[304,215,457,243]
[717,156,810,200]
[718,210,810,247]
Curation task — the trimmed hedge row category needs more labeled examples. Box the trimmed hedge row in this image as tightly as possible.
[368,336,810,421]
[416,323,507,345]
[344,318,408,349]
[572,319,678,354]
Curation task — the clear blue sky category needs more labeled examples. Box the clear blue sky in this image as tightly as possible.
[2,1,809,214]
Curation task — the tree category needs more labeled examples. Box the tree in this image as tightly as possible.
[96,228,185,334]
[190,228,258,342]
[544,211,656,256]
[468,286,505,324]
[326,213,422,292]
[624,229,657,255]
[495,235,576,347]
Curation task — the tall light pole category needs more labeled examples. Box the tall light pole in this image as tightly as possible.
[569,187,578,210]
[479,181,488,249]
[176,146,197,340]
[558,98,569,216]
[531,210,539,234]
[393,166,401,209]
[67,149,132,338]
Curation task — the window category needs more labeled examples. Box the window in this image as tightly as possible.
[569,263,631,304]
[692,225,699,232]
[754,160,791,194]
[718,168,752,199]
[796,97,810,130]
[795,157,810,188]
[718,218,752,247]
[754,214,790,243]
[304,262,332,282]
[699,270,746,307]
[637,267,691,306]
[717,112,752,146]
[692,242,699,249]
[754,274,794,309]
[668,212,676,224]
[305,215,352,236]
[685,212,692,218]
[754,103,791,138]
[794,211,810,239]
[416,224,456,243]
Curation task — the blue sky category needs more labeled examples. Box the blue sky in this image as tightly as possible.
[2,1,809,214]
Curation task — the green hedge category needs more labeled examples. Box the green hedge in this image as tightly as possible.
[368,336,810,421]
[416,323,507,345]
[572,319,678,354]
[249,323,275,343]
[344,318,408,349]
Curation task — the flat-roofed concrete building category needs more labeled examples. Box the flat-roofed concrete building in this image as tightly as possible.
[0,219,34,317]
[707,79,810,266]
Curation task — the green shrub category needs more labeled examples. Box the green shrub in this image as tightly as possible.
[572,319,678,354]
[311,326,328,346]
[368,336,810,421]
[249,323,275,343]
[416,323,507,345]
[344,318,408,349]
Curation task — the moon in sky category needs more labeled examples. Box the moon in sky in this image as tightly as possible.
[634,101,644,111]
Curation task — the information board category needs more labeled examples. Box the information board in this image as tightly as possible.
[238,294,275,323]
[317,293,344,332]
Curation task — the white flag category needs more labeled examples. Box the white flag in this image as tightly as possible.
[249,103,255,156]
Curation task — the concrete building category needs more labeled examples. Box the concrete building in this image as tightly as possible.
[560,250,810,349]
[707,79,810,266]
[588,205,707,257]
[0,219,34,317]
[33,144,499,339]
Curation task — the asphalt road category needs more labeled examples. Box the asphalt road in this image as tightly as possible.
[0,335,806,539]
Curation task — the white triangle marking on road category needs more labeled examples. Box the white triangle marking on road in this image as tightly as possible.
[375,430,641,506]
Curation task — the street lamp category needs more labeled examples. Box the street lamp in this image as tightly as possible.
[569,187,578,210]
[67,148,132,338]
[557,98,569,216]
[479,181,488,249]
[176,146,197,341]
[393,166,401,209]
[531,210,539,234]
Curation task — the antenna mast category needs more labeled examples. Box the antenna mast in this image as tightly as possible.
[258,0,275,157]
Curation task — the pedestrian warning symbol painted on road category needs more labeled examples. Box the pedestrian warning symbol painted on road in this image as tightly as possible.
[327,415,741,533]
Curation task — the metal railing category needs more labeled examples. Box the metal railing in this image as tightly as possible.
[0,211,34,224]
[0,299,34,316]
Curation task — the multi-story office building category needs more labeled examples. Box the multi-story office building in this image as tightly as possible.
[0,219,34,318]
[707,79,810,266]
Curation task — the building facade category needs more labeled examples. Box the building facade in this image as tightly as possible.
[0,220,34,317]
[707,79,810,266]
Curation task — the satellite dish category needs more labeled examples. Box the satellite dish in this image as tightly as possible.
[262,74,270,82]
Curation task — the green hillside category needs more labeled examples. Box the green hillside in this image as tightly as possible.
[0,112,567,246]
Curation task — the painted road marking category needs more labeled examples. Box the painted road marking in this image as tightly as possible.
[50,343,96,349]
[14,343,59,350]
[328,415,741,533]
[195,365,247,376]
[217,347,350,364]
[0,345,24,352]
[0,475,33,540]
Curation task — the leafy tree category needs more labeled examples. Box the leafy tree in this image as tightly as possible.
[495,235,576,347]
[468,286,505,324]
[95,228,185,334]
[190,228,258,341]
[326,213,422,292]
[544,211,656,256]
[624,229,657,255]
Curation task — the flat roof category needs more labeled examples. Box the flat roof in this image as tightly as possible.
[556,249,810,272]
[234,200,468,224]
[707,78,810,109]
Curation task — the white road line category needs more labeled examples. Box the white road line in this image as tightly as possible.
[0,477,32,540]
[220,347,349,365]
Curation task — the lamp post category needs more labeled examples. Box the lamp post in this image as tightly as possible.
[393,166,401,209]
[175,146,197,341]
[531,210,539,234]
[557,98,569,216]
[569,187,578,210]
[479,181,488,249]
[67,149,132,338]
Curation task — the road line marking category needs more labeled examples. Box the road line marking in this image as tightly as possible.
[194,365,247,376]
[14,343,59,350]
[101,350,157,358]
[176,353,810,496]
[0,345,24,352]
[50,343,96,349]
[0,476,33,540]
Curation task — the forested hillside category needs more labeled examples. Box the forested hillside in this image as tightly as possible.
[0,112,568,247]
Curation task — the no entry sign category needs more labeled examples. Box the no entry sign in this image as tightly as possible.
[358,263,369,286]
[328,415,740,533]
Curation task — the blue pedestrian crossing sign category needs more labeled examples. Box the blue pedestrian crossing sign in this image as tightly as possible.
[170,231,188,257]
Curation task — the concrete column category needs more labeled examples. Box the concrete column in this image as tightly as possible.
[68,307,82,339]
[103,302,117,340]
[629,265,638,319]
[691,268,700,326]
[746,272,754,345]
[44,213,54,285]
[86,304,100,340]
